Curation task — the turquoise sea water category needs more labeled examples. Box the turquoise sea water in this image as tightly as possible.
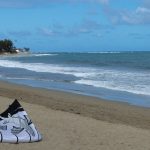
[0,51,150,107]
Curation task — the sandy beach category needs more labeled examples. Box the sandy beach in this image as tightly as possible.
[0,80,150,150]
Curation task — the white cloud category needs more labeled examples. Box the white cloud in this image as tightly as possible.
[105,4,150,25]
[136,7,150,13]
[121,7,150,25]
[37,20,110,37]
[38,28,60,36]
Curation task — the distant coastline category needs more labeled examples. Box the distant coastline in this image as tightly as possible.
[0,39,30,55]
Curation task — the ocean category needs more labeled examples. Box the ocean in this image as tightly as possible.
[0,51,150,107]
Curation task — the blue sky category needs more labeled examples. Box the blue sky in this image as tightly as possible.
[0,0,150,52]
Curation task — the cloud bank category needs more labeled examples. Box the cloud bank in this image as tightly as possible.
[37,19,111,38]
[0,0,109,8]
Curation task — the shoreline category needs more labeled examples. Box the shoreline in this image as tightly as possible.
[1,51,150,108]
[0,80,150,130]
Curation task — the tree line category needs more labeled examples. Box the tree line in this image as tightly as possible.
[0,39,16,53]
[0,39,30,54]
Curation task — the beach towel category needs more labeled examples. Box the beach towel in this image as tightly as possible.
[0,99,42,143]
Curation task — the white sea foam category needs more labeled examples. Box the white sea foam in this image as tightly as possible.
[87,51,121,54]
[0,59,95,77]
[74,79,150,96]
[74,69,150,96]
[0,59,150,96]
[32,53,58,57]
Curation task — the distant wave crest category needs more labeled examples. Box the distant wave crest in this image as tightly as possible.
[87,51,122,54]
[32,53,58,57]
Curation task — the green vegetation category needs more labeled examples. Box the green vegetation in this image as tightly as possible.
[0,39,15,53]
[0,39,30,54]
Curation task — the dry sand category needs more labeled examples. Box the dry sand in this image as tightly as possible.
[0,81,150,149]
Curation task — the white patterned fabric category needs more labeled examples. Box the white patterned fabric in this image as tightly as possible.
[0,100,42,143]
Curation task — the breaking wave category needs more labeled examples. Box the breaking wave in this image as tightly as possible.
[0,59,150,96]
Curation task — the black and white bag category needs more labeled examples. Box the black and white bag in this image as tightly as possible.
[0,99,42,143]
